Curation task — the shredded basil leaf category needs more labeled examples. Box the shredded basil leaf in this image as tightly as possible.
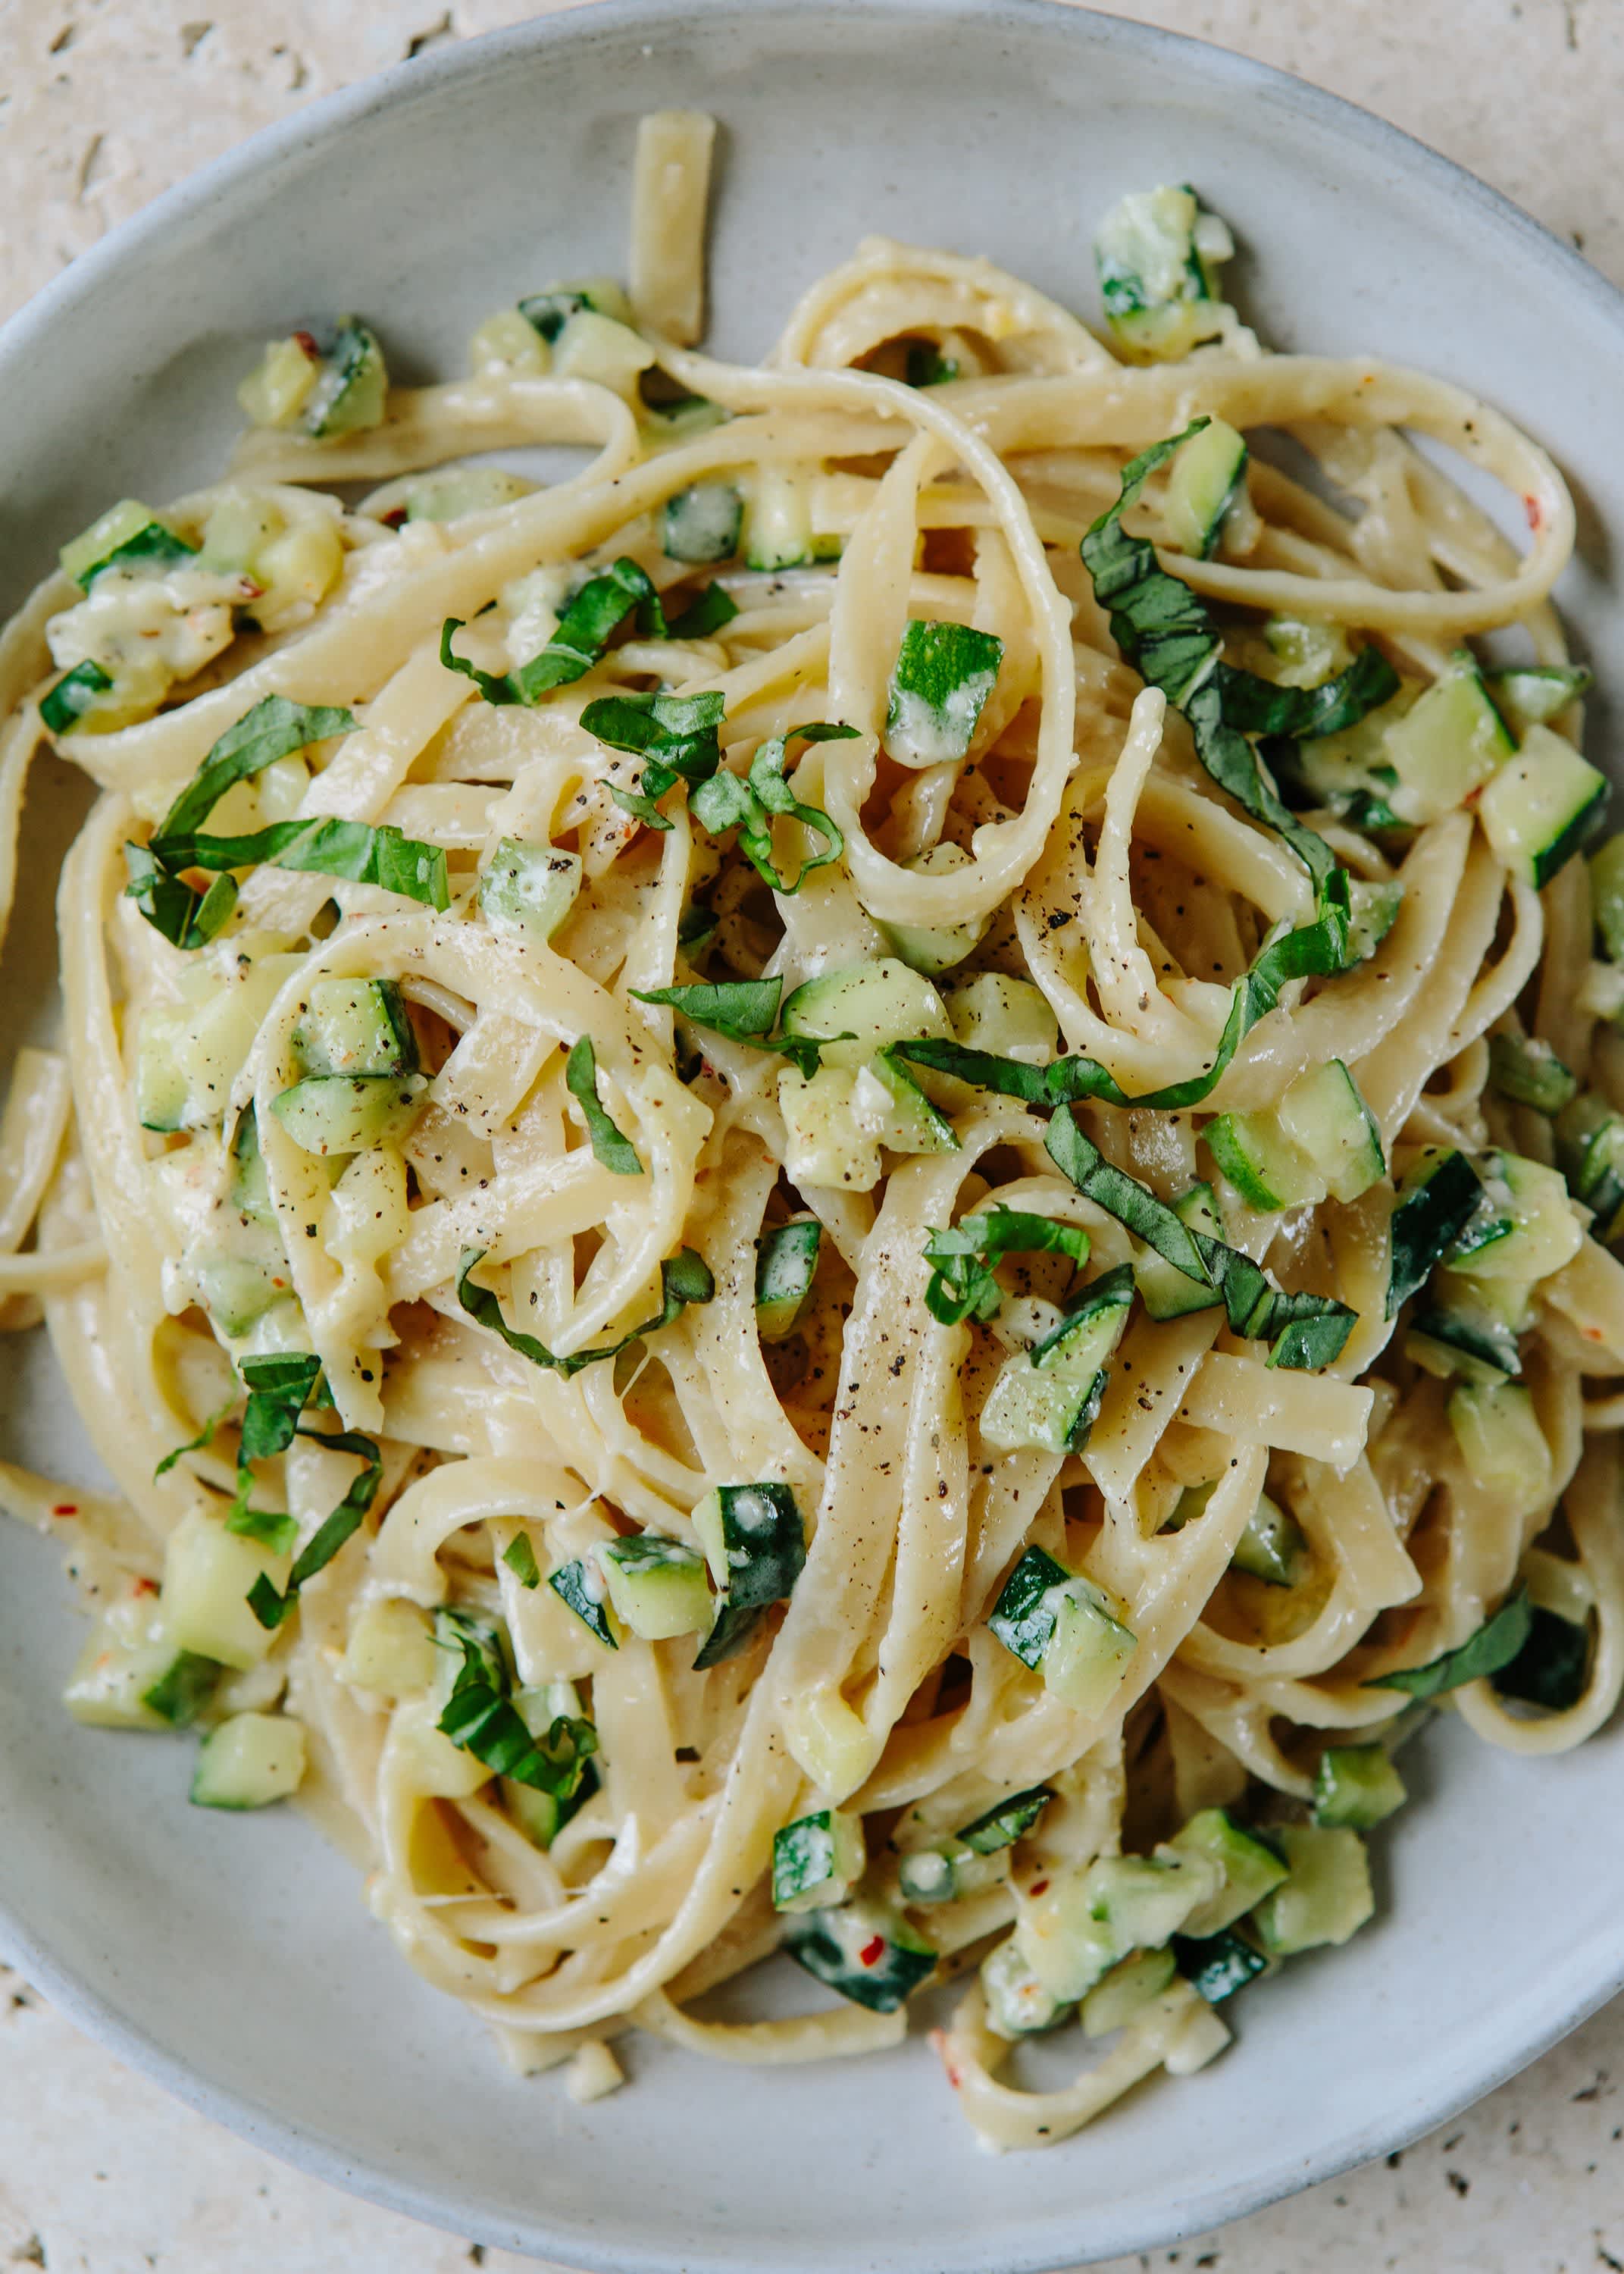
[436,1610,599,1795]
[565,1036,643,1176]
[1364,1588,1533,1699]
[665,582,740,640]
[246,1426,383,1630]
[455,1244,714,1378]
[145,814,449,913]
[581,688,726,829]
[1044,1111,1356,1368]
[923,1206,1091,1326]
[158,698,356,841]
[124,844,239,950]
[905,343,959,387]
[629,976,840,1079]
[440,555,659,706]
[153,1396,236,1478]
[690,723,856,892]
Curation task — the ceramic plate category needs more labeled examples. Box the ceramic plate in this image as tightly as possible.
[3,5,1623,2268]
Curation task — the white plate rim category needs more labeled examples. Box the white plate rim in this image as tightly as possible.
[4,3,1624,2267]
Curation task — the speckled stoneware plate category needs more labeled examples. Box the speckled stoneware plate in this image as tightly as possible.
[4,4,1624,2267]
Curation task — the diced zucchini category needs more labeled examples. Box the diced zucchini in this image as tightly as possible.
[229,1107,275,1225]
[1173,1927,1269,2004]
[1209,1057,1382,1212]
[302,318,388,439]
[1405,1300,1520,1386]
[1347,879,1404,962]
[1488,1030,1578,1115]
[945,972,1058,1064]
[978,1264,1135,1456]
[597,1531,713,1640]
[691,1480,806,1667]
[1447,1380,1552,1502]
[64,1594,221,1730]
[1484,664,1591,731]
[136,1008,193,1133]
[1492,1605,1591,1711]
[238,335,322,429]
[163,1510,292,1670]
[771,1807,866,1912]
[552,309,657,397]
[1135,1182,1225,1321]
[1478,724,1608,888]
[755,1217,821,1340]
[194,1250,285,1339]
[1387,1148,1485,1315]
[662,480,743,564]
[1166,1808,1288,1936]
[1444,1151,1582,1286]
[1017,1849,1222,2002]
[480,838,584,945]
[1230,1493,1307,1588]
[1385,656,1515,825]
[852,1054,958,1157]
[1162,417,1247,559]
[1275,1060,1385,1203]
[249,519,344,628]
[1252,1824,1374,1955]
[743,463,815,570]
[1263,615,1356,686]
[293,978,418,1079]
[1313,1743,1406,1830]
[987,1542,1137,1718]
[270,1073,427,1157]
[875,844,990,976]
[981,1936,1074,2039]
[780,958,952,1071]
[956,1784,1054,1853]
[783,1899,936,2013]
[548,1556,618,1650]
[896,1840,1002,1906]
[1094,183,1234,360]
[61,498,195,588]
[1081,1946,1178,2036]
[777,1066,881,1192]
[1556,1092,1624,1239]
[884,619,1004,766]
[518,277,634,340]
[340,1596,437,1696]
[190,1711,307,1809]
[1590,832,1624,963]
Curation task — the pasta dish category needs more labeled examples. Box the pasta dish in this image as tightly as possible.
[4,116,1622,2151]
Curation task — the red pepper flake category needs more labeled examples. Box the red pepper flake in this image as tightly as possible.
[1525,493,1542,532]
[52,1503,78,1518]
[293,330,321,361]
[379,507,408,529]
[133,1576,160,1597]
[858,1935,886,1969]
[1028,1878,1050,1898]
[928,2028,962,2090]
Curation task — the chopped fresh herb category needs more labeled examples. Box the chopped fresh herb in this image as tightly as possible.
[580,688,726,829]
[665,581,740,641]
[225,1505,299,1555]
[1364,1588,1533,1699]
[143,814,449,913]
[690,723,856,892]
[153,1395,235,1478]
[502,1532,543,1590]
[630,975,843,1079]
[904,342,959,387]
[1385,1151,1485,1318]
[922,1205,1091,1326]
[884,621,1004,766]
[564,1037,643,1175]
[455,1244,714,1379]
[160,698,356,841]
[440,555,660,706]
[435,1607,599,1796]
[123,842,240,951]
[1491,1604,1591,1711]
[246,1425,383,1630]
[518,287,596,341]
[1043,1112,1356,1368]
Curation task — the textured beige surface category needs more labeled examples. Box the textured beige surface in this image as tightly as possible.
[4,2,1624,2269]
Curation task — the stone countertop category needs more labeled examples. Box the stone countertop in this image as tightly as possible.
[2,2,1623,2269]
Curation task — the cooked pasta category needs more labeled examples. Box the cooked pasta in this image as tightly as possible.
[5,123,1624,2152]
